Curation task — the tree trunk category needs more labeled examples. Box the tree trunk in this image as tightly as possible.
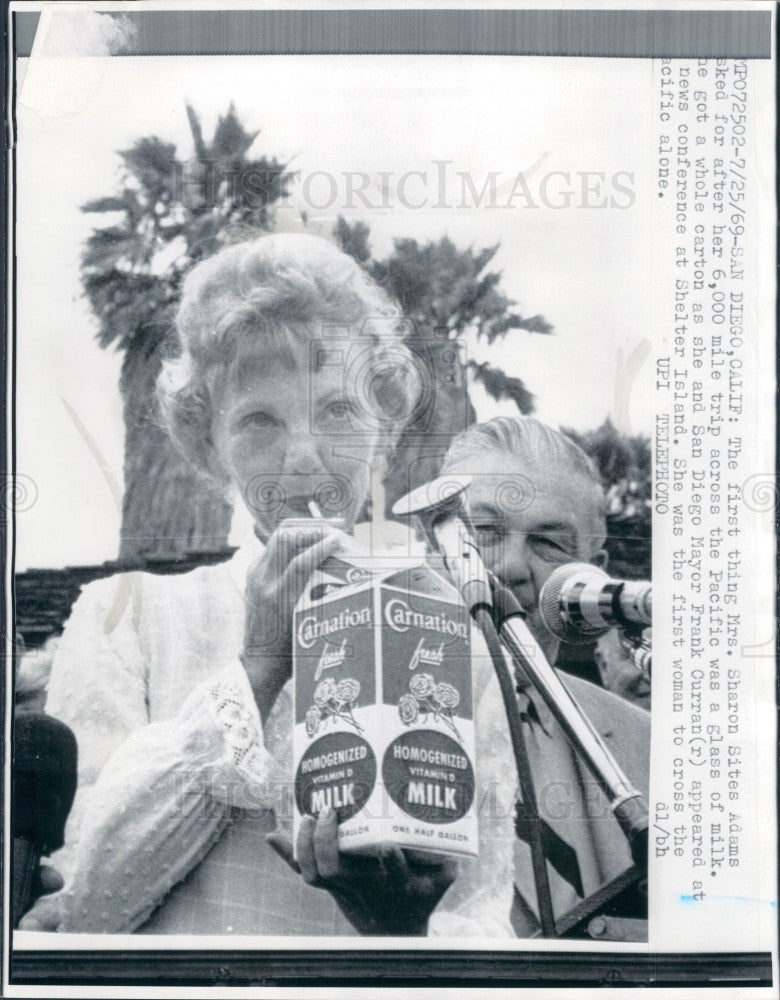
[383,334,475,514]
[118,338,233,560]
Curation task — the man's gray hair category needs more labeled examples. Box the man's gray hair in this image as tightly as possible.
[442,415,607,537]
[443,416,599,484]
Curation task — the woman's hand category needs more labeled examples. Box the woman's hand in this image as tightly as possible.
[242,520,346,723]
[267,811,457,936]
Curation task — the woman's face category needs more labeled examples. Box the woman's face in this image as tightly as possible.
[211,336,380,540]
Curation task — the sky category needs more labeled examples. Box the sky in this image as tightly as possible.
[14,46,656,569]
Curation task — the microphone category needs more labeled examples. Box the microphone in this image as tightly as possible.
[13,712,78,927]
[394,479,649,872]
[539,563,652,644]
[391,475,492,614]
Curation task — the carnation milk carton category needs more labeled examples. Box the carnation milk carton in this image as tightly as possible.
[292,551,479,859]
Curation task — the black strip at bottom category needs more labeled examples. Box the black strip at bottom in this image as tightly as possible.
[10,950,773,988]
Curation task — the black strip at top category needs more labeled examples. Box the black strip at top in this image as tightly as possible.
[13,9,773,59]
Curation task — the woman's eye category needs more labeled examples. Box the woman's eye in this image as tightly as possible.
[318,400,354,425]
[239,411,276,431]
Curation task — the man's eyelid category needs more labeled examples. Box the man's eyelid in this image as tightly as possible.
[530,531,575,551]
[474,523,505,544]
[471,509,501,525]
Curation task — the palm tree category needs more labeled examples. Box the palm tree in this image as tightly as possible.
[563,418,652,579]
[81,105,293,558]
[333,219,553,509]
[83,104,552,557]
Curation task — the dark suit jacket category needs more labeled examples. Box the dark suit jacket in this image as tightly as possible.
[511,672,650,935]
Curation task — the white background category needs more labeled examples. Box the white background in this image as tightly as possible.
[15,43,655,569]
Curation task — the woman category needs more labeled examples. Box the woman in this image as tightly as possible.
[21,234,516,937]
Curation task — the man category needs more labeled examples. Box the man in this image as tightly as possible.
[440,416,650,939]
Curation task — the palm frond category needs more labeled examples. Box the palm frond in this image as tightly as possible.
[469,361,535,413]
[210,103,259,160]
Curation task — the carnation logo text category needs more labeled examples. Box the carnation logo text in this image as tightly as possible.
[384,598,468,639]
[297,607,372,649]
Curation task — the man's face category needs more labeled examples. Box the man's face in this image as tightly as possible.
[211,338,378,540]
[447,451,606,660]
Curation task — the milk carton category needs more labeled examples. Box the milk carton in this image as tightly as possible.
[292,554,479,859]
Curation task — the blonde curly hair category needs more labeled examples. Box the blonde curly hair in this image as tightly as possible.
[157,233,420,483]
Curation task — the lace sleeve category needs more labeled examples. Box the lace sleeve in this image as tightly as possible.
[26,575,279,934]
[56,660,276,933]
[43,574,150,886]
[428,637,516,938]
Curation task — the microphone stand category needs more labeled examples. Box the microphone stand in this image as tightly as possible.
[489,580,648,869]
[433,517,648,937]
[469,600,558,937]
[392,480,649,937]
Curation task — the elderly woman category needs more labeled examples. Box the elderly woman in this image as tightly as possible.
[21,234,515,937]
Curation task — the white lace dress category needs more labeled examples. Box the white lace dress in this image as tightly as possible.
[39,535,517,937]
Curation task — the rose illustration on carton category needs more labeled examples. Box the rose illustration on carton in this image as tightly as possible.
[306,676,363,738]
[398,673,462,741]
[409,672,436,700]
[398,693,419,725]
[293,561,478,860]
